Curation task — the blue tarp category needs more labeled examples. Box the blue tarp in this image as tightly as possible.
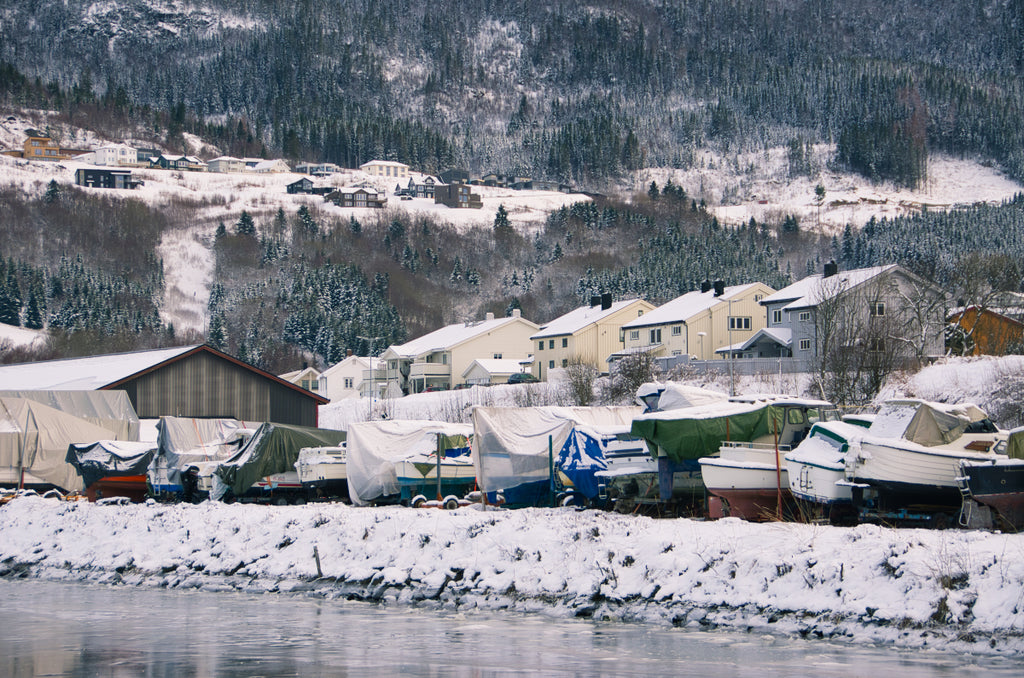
[556,427,610,499]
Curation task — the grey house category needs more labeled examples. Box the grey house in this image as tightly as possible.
[754,263,946,366]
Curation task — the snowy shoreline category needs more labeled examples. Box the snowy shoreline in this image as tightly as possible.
[2,496,1023,656]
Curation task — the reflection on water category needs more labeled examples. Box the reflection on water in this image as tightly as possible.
[0,579,1018,677]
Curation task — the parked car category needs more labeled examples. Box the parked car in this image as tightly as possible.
[508,372,539,384]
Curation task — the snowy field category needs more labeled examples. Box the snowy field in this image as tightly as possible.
[2,496,1022,656]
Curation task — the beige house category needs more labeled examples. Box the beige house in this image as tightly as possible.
[360,159,410,179]
[462,358,529,386]
[531,297,656,381]
[319,355,387,400]
[278,366,323,395]
[618,282,775,361]
[207,156,248,173]
[380,311,538,394]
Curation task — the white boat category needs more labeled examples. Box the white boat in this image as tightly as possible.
[845,399,1007,510]
[295,445,348,500]
[698,397,836,520]
[785,420,869,510]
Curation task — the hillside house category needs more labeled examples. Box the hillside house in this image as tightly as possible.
[326,187,387,208]
[757,263,946,365]
[74,168,142,190]
[618,281,776,362]
[278,365,323,395]
[435,183,483,209]
[295,162,341,176]
[380,311,539,395]
[319,355,386,400]
[75,144,138,167]
[251,159,291,174]
[207,156,247,173]
[440,169,471,184]
[947,306,1024,356]
[153,154,206,171]
[531,296,656,380]
[21,130,87,162]
[360,160,409,179]
[396,176,439,198]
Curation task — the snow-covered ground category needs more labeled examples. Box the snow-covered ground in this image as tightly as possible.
[2,496,1022,655]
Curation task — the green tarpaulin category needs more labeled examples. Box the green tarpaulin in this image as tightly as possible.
[630,402,781,462]
[215,423,345,496]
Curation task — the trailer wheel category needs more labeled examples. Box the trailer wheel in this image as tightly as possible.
[411,494,427,508]
[442,495,460,510]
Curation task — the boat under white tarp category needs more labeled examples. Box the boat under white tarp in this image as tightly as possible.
[0,397,116,492]
[472,406,640,495]
[346,420,473,505]
[149,416,259,493]
[0,390,140,441]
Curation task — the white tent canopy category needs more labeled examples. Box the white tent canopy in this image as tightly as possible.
[346,420,473,505]
[472,406,640,493]
[0,390,139,441]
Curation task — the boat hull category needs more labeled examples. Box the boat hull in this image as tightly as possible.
[699,458,789,520]
[785,458,851,505]
[86,475,148,503]
[960,461,1024,530]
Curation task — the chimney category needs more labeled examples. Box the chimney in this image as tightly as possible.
[601,293,612,310]
[512,308,521,318]
[590,295,601,307]
[302,361,308,370]
[713,280,725,297]
[824,260,838,278]
[486,312,495,321]
[700,279,712,294]
[346,349,353,357]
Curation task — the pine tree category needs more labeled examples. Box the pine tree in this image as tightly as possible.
[493,204,513,240]
[24,287,43,329]
[236,210,256,236]
[43,179,61,204]
[297,205,318,236]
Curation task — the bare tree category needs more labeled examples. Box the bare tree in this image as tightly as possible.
[563,356,598,406]
[608,351,657,404]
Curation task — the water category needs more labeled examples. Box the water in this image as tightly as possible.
[0,579,1017,677]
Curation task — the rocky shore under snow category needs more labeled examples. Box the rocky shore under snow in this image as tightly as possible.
[1,496,1022,655]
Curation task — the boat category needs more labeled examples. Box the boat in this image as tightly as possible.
[295,445,348,500]
[844,399,1007,513]
[784,420,869,521]
[697,397,836,520]
[957,426,1024,531]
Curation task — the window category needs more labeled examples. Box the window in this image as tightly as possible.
[754,294,764,302]
[798,311,811,322]
[562,338,568,348]
[549,360,555,369]
[728,317,751,331]
[538,341,544,351]
[344,378,354,389]
[671,325,682,336]
[548,340,555,349]
[493,353,502,359]
[799,339,811,351]
[629,330,639,341]
[301,379,310,390]
[870,302,886,317]
[868,337,885,352]
[772,309,782,324]
[637,310,644,316]
[561,359,568,368]
[650,328,661,343]
[671,350,682,356]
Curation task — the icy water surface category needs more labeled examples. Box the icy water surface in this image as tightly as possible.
[0,579,1018,677]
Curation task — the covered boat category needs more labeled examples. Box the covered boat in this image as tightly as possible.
[0,397,116,493]
[473,406,640,507]
[213,423,346,501]
[66,439,158,502]
[346,420,473,505]
[845,399,1007,512]
[148,417,259,499]
[784,420,869,519]
[295,445,349,500]
[0,390,139,441]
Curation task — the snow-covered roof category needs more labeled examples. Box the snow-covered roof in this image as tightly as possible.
[761,265,897,311]
[361,159,409,168]
[320,355,380,378]
[717,327,793,352]
[384,316,537,359]
[279,366,322,382]
[461,358,526,378]
[0,345,202,390]
[621,284,762,329]
[532,299,647,339]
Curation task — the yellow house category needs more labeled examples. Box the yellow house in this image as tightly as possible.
[531,297,656,380]
[380,310,538,394]
[360,159,410,179]
[619,282,775,361]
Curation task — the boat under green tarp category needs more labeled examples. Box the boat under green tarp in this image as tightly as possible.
[630,401,782,463]
[214,423,346,497]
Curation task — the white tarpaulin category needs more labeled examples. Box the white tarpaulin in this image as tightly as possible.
[346,420,473,505]
[472,406,640,493]
[0,397,116,492]
[149,417,258,491]
[0,390,139,441]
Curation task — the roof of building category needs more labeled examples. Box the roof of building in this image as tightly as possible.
[461,358,527,378]
[361,159,409,168]
[320,355,381,378]
[761,265,897,311]
[715,327,793,353]
[384,315,537,359]
[532,299,648,339]
[0,344,328,403]
[621,283,764,329]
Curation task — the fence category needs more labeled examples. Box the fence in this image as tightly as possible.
[655,355,813,376]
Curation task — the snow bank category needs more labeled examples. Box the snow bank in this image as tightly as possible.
[2,496,1022,655]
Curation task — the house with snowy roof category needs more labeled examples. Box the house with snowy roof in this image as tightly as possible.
[75,143,138,167]
[0,344,328,426]
[319,354,387,400]
[462,358,531,386]
[360,159,409,179]
[278,365,323,395]
[755,262,946,364]
[616,281,775,362]
[325,187,387,208]
[380,311,539,394]
[530,295,656,381]
[207,156,247,173]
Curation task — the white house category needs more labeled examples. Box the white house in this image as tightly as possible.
[207,156,247,173]
[380,311,539,395]
[360,160,410,179]
[278,366,323,395]
[462,358,529,386]
[252,159,292,174]
[319,355,386,401]
[75,144,138,167]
